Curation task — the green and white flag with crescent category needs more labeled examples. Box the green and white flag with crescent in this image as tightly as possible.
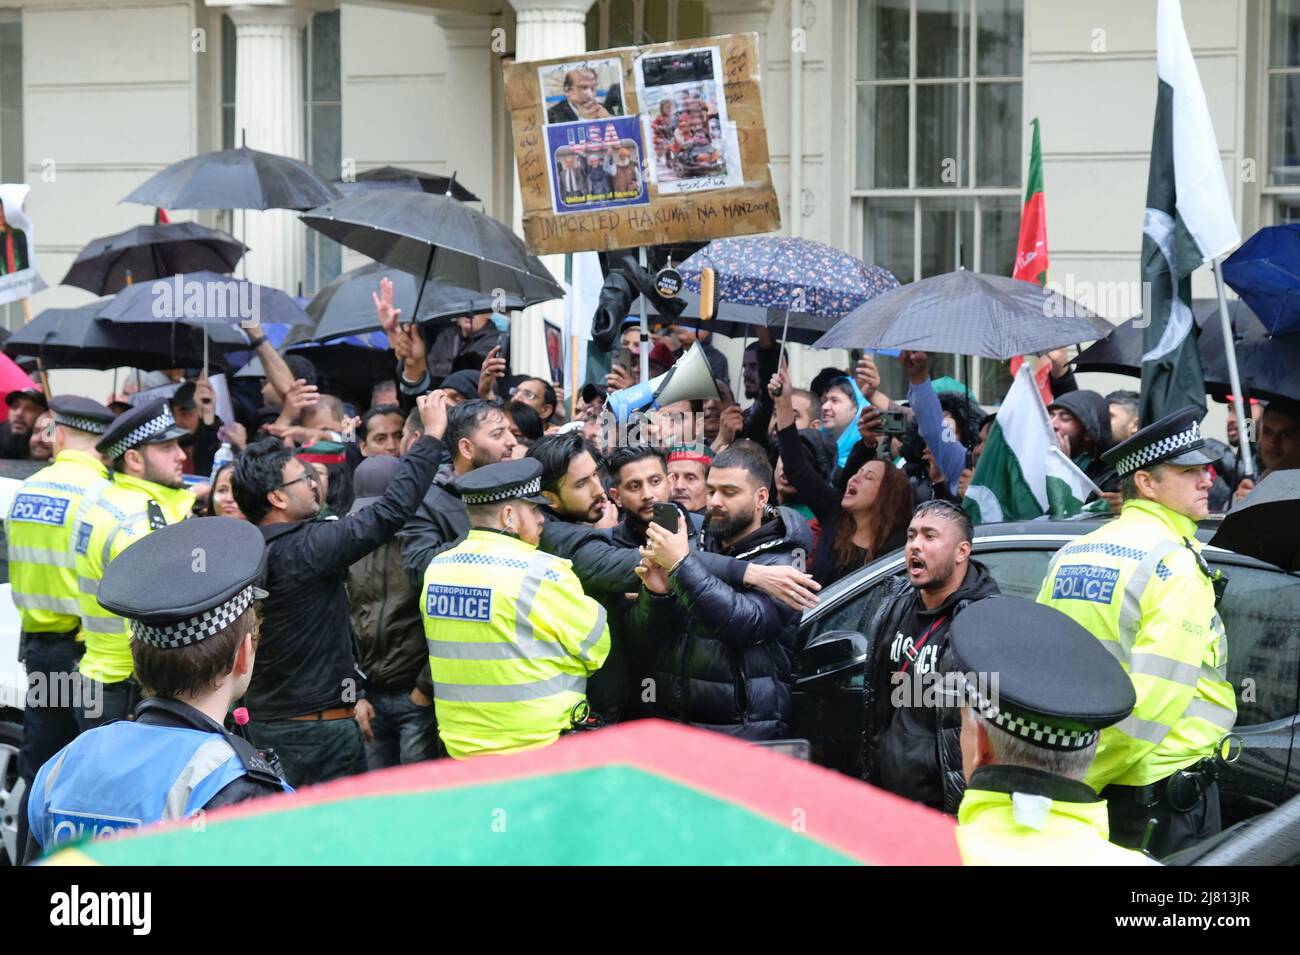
[962,366,1101,525]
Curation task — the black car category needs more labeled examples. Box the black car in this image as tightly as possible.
[792,518,1300,829]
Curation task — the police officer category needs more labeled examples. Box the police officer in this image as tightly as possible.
[947,598,1152,865]
[7,396,115,857]
[1037,408,1235,856]
[421,458,611,758]
[26,517,290,862]
[74,398,196,729]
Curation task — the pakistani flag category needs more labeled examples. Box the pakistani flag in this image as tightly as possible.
[962,366,1100,525]
[1139,0,1241,425]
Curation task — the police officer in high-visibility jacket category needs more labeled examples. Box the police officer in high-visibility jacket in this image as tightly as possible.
[74,398,195,730]
[26,517,290,862]
[1037,409,1235,857]
[7,396,115,855]
[421,458,610,758]
[949,598,1153,866]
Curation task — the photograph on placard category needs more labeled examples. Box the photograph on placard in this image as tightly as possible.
[0,184,48,307]
[539,58,626,126]
[546,117,650,214]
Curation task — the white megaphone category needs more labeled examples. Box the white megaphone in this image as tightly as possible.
[606,343,721,423]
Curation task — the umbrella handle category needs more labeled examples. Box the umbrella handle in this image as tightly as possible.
[409,245,436,325]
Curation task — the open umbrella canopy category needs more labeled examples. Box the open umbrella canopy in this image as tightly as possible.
[815,269,1112,358]
[44,721,959,866]
[310,262,528,340]
[97,271,313,329]
[1221,224,1300,335]
[632,290,837,346]
[62,221,247,295]
[333,165,479,203]
[5,300,249,371]
[680,236,899,323]
[1209,469,1300,571]
[122,146,341,211]
[1075,298,1300,404]
[301,191,563,304]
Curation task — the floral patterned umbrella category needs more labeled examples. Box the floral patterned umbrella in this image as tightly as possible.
[678,237,899,344]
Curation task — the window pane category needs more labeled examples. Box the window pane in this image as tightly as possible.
[916,0,968,78]
[676,0,708,39]
[919,195,974,276]
[222,14,236,105]
[864,197,914,284]
[1268,73,1300,186]
[979,195,1019,276]
[1276,196,1300,223]
[976,0,1022,76]
[976,81,1020,186]
[858,0,909,80]
[608,0,636,46]
[311,103,341,179]
[222,105,234,152]
[855,84,909,189]
[0,21,21,110]
[311,10,341,103]
[586,3,602,49]
[915,81,968,186]
[643,0,669,42]
[976,549,1052,601]
[1272,0,1300,68]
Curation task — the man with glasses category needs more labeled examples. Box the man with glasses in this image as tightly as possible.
[230,393,448,787]
[510,377,558,429]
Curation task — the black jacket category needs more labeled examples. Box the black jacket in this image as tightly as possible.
[248,435,441,720]
[347,536,435,698]
[867,559,1000,812]
[627,506,811,740]
[396,464,470,590]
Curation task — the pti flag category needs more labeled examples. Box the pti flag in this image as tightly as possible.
[1139,0,1240,426]
[1013,118,1048,285]
[962,366,1100,525]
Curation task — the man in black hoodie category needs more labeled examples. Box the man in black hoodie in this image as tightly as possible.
[866,500,1000,812]
[1048,390,1119,498]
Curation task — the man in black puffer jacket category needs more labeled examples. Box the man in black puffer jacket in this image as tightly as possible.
[629,441,811,740]
[865,500,1000,813]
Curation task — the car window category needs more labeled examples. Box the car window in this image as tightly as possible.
[813,571,902,637]
[1210,561,1300,727]
[972,548,1053,601]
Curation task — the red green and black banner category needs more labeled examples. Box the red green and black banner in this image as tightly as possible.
[1012,117,1048,286]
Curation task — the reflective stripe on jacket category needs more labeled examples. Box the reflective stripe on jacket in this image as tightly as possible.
[6,450,110,633]
[421,529,610,759]
[1036,499,1236,788]
[74,473,194,683]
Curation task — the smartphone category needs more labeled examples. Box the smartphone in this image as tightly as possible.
[619,345,635,372]
[651,502,680,534]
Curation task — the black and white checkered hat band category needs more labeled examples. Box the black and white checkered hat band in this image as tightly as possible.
[130,585,260,649]
[1114,423,1201,477]
[102,406,179,461]
[963,676,1098,751]
[53,413,107,434]
[462,476,543,505]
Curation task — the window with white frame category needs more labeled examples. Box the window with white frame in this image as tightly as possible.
[0,12,22,332]
[854,0,1025,400]
[1266,0,1300,223]
[585,0,709,49]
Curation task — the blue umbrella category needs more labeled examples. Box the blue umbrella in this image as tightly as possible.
[1222,224,1300,335]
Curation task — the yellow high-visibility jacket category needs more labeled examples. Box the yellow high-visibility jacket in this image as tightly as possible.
[6,450,111,634]
[75,473,194,684]
[1036,499,1236,789]
[421,529,610,759]
[957,774,1155,866]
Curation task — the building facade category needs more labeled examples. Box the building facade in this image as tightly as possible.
[0,0,1290,406]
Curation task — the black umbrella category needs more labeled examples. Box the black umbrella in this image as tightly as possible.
[309,262,527,340]
[334,166,479,203]
[62,221,247,295]
[1209,469,1300,570]
[1075,299,1300,404]
[631,291,836,345]
[813,270,1112,358]
[4,301,249,371]
[122,146,340,211]
[97,271,313,328]
[300,191,563,314]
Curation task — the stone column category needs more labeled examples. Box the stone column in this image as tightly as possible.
[210,1,318,294]
[508,0,593,380]
[432,10,499,215]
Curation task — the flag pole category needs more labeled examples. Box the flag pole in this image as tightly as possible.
[1211,257,1255,478]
